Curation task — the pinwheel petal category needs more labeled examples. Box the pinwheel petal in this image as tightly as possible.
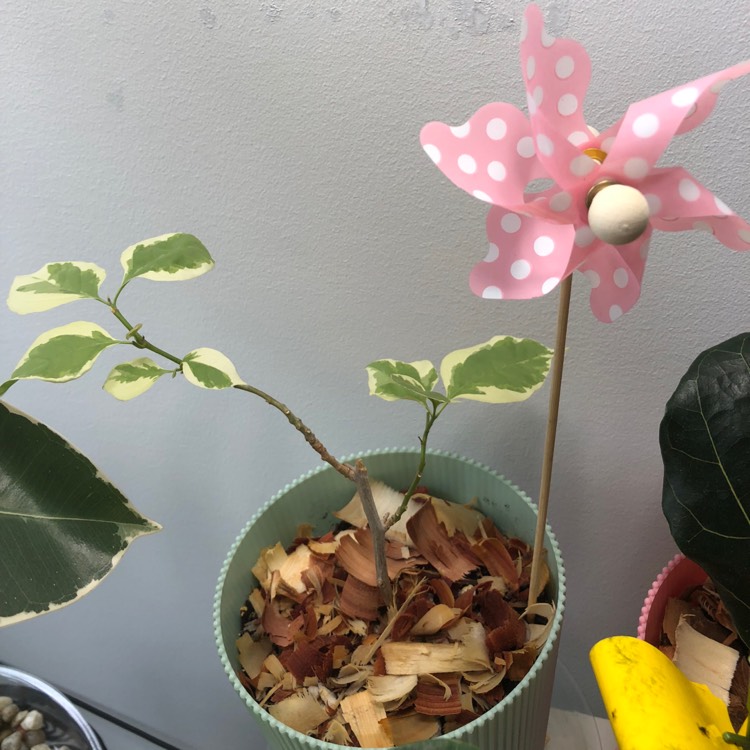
[642,167,750,250]
[469,205,576,300]
[602,60,750,179]
[520,4,597,190]
[420,102,546,209]
[578,228,653,323]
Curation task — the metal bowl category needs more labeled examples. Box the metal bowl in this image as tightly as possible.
[0,666,104,750]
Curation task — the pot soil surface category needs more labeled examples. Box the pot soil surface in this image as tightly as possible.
[234,483,554,747]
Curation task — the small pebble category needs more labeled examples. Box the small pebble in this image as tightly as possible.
[30,745,52,750]
[20,710,44,732]
[0,705,17,724]
[0,730,22,750]
[9,710,26,728]
[24,730,46,746]
[0,700,11,712]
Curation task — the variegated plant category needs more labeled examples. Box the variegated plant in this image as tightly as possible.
[2,233,552,624]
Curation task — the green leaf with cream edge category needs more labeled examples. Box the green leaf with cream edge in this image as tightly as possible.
[7,262,107,314]
[10,322,121,384]
[182,348,245,390]
[120,233,214,284]
[104,358,172,401]
[366,359,445,406]
[441,336,553,403]
[0,401,160,627]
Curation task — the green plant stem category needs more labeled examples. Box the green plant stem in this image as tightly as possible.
[101,300,183,366]
[384,402,445,530]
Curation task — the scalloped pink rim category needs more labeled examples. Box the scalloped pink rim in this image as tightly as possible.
[637,553,685,640]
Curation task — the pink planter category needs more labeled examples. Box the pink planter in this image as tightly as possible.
[637,553,708,644]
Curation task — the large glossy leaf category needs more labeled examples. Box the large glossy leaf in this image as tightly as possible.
[120,233,214,283]
[366,359,443,405]
[441,336,553,403]
[7,262,106,314]
[660,332,750,648]
[11,322,120,383]
[0,401,160,626]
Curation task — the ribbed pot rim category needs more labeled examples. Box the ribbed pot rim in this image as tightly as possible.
[213,447,566,748]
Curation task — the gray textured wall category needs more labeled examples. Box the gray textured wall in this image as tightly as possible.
[1,1,748,747]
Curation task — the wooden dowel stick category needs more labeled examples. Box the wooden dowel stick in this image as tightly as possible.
[528,274,573,607]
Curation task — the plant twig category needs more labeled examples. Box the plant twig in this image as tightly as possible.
[233,384,355,483]
[528,275,572,607]
[354,459,392,605]
[104,298,391,604]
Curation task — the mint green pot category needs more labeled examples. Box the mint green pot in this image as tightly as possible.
[214,449,566,750]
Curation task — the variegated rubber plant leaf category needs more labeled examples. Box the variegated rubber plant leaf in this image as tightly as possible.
[660,332,750,649]
[0,401,160,626]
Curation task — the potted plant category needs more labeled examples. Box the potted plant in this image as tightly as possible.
[1,233,565,749]
[591,332,750,749]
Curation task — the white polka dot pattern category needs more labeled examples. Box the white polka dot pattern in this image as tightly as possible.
[519,4,593,188]
[642,166,750,250]
[603,60,750,181]
[420,101,547,210]
[578,229,652,323]
[420,3,750,323]
[469,206,577,302]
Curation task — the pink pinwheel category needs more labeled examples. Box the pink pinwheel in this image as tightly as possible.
[420,4,750,322]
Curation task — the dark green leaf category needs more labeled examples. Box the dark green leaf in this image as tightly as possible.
[660,332,750,648]
[0,401,160,626]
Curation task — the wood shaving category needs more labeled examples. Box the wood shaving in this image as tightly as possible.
[236,487,554,746]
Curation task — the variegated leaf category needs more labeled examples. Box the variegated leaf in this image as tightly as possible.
[0,380,17,397]
[182,348,244,389]
[120,233,214,283]
[441,336,553,403]
[103,358,171,401]
[366,359,442,405]
[7,261,106,314]
[0,401,160,626]
[11,322,121,383]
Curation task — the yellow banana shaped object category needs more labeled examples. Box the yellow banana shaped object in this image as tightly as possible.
[590,636,747,750]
